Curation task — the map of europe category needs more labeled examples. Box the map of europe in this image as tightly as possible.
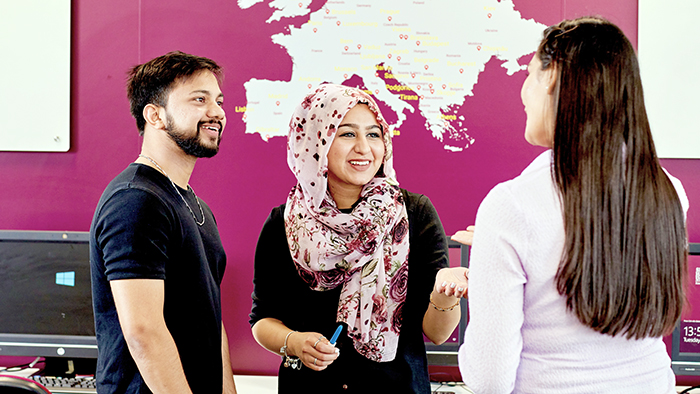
[238,0,545,151]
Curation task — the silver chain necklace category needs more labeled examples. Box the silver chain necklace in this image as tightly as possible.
[138,154,205,226]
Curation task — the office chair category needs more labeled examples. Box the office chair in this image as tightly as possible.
[0,375,51,393]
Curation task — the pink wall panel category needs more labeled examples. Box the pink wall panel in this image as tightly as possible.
[0,0,697,377]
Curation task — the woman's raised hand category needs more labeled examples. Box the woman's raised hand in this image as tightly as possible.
[451,225,475,246]
[289,331,340,371]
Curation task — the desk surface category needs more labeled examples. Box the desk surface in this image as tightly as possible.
[2,371,694,393]
[233,375,275,394]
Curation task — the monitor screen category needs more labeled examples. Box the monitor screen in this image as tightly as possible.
[670,243,700,375]
[0,230,97,359]
[425,239,469,366]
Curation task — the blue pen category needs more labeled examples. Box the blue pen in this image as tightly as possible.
[329,325,343,345]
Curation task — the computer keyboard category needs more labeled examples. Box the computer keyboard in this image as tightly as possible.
[30,375,97,393]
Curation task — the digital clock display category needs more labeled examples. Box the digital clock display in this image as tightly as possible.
[680,321,700,353]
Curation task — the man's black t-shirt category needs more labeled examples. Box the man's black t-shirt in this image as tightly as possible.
[90,163,226,393]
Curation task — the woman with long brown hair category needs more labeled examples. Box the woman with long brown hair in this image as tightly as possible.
[459,17,689,393]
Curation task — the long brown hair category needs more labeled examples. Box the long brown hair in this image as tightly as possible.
[539,17,687,339]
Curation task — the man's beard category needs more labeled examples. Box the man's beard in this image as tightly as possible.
[165,112,222,158]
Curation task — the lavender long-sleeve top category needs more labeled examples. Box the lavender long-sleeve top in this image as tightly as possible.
[459,150,689,394]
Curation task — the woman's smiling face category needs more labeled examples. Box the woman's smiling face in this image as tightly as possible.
[326,104,385,204]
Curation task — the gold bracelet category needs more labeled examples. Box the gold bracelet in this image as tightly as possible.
[430,294,460,312]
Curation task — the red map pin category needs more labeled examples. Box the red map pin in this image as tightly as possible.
[430,89,434,94]
[488,13,492,18]
[357,44,361,49]
[429,83,433,88]
[397,56,401,61]
[416,41,421,46]
[388,16,392,21]
[477,45,481,51]
[459,68,464,74]
[424,65,429,70]
[336,21,341,26]
[442,84,446,89]
[313,28,317,33]
[276,101,280,106]
[387,54,392,59]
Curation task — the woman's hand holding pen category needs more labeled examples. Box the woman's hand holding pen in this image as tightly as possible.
[288,331,339,371]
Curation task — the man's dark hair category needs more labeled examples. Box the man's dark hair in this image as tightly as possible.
[126,51,222,135]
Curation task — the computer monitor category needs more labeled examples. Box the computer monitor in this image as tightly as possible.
[425,238,469,367]
[670,243,700,375]
[0,230,97,369]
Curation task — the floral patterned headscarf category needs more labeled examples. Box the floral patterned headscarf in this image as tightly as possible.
[284,84,410,362]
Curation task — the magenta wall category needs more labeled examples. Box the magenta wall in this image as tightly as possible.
[1,0,697,376]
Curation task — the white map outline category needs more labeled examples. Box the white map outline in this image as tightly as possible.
[240,0,545,151]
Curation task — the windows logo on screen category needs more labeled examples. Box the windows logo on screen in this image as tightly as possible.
[56,271,75,287]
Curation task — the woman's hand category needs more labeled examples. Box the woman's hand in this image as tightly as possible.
[423,267,469,344]
[451,225,475,246]
[288,331,340,371]
[433,266,469,299]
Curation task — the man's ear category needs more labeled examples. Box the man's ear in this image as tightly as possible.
[143,104,166,130]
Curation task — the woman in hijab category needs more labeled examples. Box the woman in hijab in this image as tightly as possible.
[250,83,468,393]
